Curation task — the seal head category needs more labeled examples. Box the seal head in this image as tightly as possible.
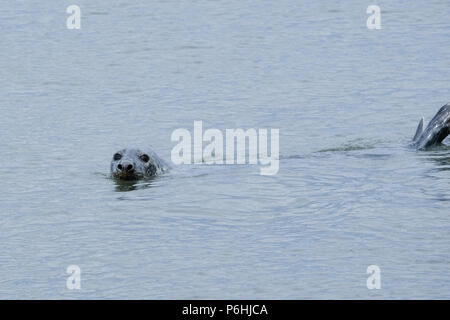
[110,148,167,180]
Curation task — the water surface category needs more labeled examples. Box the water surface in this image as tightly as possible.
[1,0,450,299]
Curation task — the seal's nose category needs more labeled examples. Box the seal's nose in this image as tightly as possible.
[117,161,134,172]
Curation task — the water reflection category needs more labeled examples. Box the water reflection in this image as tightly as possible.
[427,154,450,172]
[113,176,157,192]
[420,146,450,172]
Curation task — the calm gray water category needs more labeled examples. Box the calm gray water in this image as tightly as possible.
[1,0,450,299]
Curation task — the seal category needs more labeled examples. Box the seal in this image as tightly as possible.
[110,148,168,180]
[412,103,450,149]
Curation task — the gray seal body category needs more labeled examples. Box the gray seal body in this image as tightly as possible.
[412,103,450,150]
[110,148,168,180]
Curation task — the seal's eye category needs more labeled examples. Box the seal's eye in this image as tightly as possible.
[113,153,122,161]
[140,154,150,163]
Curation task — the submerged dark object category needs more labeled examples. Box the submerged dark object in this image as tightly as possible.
[110,148,168,180]
[412,103,450,150]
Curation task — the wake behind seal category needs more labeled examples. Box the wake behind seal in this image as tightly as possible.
[110,148,169,180]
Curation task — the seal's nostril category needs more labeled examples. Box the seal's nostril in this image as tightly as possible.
[126,164,134,171]
[117,164,123,170]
